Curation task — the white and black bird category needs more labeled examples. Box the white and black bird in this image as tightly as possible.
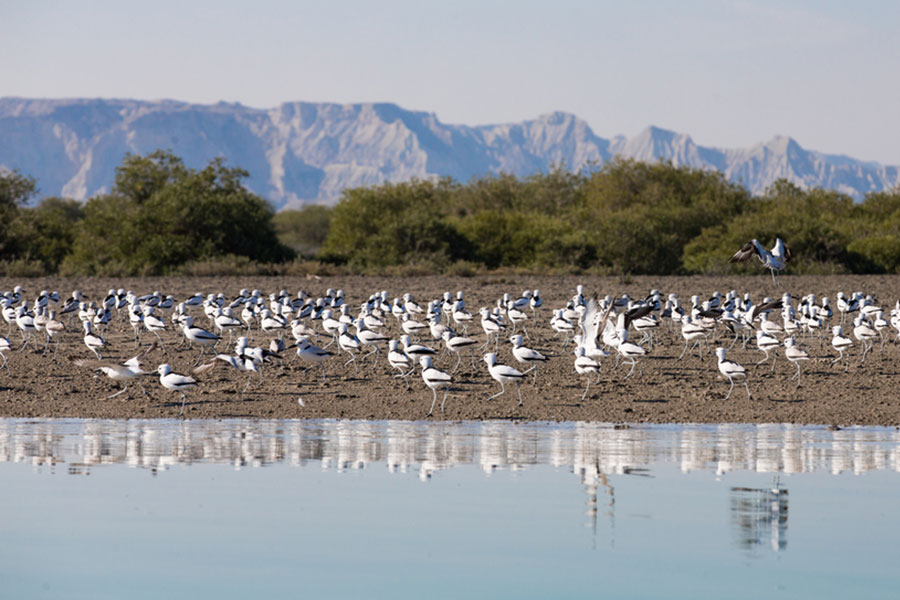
[574,346,601,401]
[157,363,198,416]
[83,320,106,360]
[483,352,526,406]
[715,347,751,400]
[420,356,452,416]
[441,330,479,373]
[730,238,792,285]
[783,337,810,388]
[400,334,437,362]
[387,339,413,389]
[0,335,10,375]
[179,316,220,364]
[293,337,333,382]
[510,334,548,385]
[830,325,853,371]
[852,316,878,363]
[355,320,390,369]
[73,343,156,399]
[755,329,781,371]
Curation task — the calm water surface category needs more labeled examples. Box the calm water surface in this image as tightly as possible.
[1,419,898,599]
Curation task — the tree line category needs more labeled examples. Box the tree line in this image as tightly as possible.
[2,150,900,277]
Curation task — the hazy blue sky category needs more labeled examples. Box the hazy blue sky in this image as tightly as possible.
[3,1,899,163]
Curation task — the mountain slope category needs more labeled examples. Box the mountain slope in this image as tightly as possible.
[0,97,896,208]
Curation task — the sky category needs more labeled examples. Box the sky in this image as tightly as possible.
[3,0,899,164]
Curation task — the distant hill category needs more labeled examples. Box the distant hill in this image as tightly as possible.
[1,97,897,209]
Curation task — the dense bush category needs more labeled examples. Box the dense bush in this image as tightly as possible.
[60,151,293,275]
[4,152,900,276]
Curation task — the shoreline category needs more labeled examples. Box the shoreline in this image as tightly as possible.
[2,274,899,427]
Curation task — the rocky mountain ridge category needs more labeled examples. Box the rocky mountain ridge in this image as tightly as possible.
[1,97,896,208]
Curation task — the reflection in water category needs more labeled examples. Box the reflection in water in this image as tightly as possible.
[731,480,789,552]
[2,419,897,564]
[2,419,899,477]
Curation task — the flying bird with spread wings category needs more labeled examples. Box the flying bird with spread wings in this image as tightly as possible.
[730,238,792,286]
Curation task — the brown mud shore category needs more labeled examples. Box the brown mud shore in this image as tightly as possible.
[1,274,899,427]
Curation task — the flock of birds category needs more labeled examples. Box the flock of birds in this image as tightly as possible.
[0,238,894,416]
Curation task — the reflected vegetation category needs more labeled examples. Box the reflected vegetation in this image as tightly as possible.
[1,419,898,477]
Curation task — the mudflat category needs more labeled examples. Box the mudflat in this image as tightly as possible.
[1,274,898,426]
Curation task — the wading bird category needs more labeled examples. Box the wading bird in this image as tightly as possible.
[730,238,792,286]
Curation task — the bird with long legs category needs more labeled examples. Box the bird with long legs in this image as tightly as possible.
[337,323,362,373]
[783,337,809,388]
[755,329,780,371]
[479,307,504,351]
[574,346,600,401]
[852,315,878,363]
[729,238,792,285]
[830,325,853,372]
[179,316,220,365]
[715,347,751,400]
[83,320,106,360]
[73,342,156,399]
[292,337,333,382]
[43,310,65,356]
[678,315,708,359]
[387,340,413,389]
[551,309,576,347]
[355,320,390,369]
[157,363,198,416]
[14,306,37,350]
[510,334,548,385]
[0,336,11,375]
[420,356,452,416]
[483,352,526,406]
[441,330,479,373]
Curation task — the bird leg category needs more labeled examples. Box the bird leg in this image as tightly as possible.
[485,381,507,402]
[724,378,735,400]
[108,384,129,399]
[428,388,438,416]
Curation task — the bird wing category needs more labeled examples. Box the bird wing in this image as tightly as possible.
[729,241,758,263]
[424,368,452,384]
[124,341,157,370]
[495,364,525,378]
[72,358,120,371]
[623,303,653,329]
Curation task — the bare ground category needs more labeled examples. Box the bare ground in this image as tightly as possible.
[1,274,899,426]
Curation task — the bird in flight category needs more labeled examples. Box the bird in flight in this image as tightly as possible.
[729,238,792,286]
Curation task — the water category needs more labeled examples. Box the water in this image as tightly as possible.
[1,419,898,599]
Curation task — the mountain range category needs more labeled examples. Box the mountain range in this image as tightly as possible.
[1,97,897,209]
